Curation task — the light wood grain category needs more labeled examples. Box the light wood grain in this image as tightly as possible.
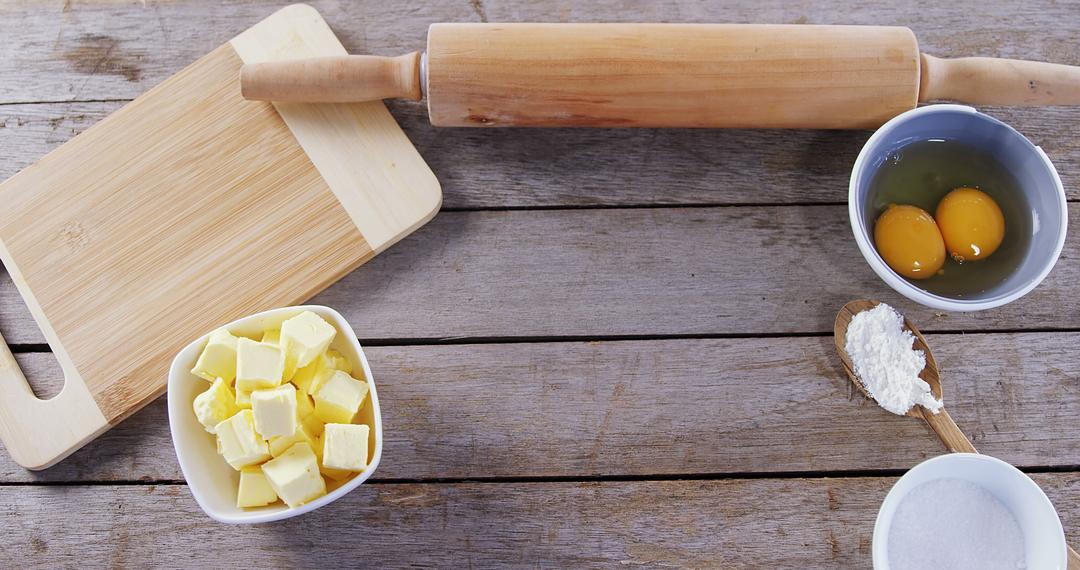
[426,23,919,128]
[921,54,1080,105]
[0,4,438,469]
[2,205,1078,347]
[2,475,1078,568]
[3,331,1077,483]
[241,53,423,103]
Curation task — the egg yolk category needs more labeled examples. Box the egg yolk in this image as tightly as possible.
[935,187,1005,262]
[874,204,946,280]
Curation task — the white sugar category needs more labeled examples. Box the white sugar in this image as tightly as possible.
[844,303,942,415]
[887,478,1026,569]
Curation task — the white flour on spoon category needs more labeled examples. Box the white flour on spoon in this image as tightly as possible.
[844,303,943,415]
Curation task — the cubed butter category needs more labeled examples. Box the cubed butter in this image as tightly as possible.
[215,410,270,470]
[261,329,280,346]
[260,442,326,508]
[190,328,238,383]
[301,412,325,438]
[237,466,278,508]
[326,349,353,374]
[295,390,315,419]
[305,367,335,397]
[236,337,284,391]
[269,423,316,457]
[321,423,369,472]
[251,384,297,439]
[193,377,239,433]
[314,371,369,424]
[290,356,325,394]
[235,386,252,409]
[280,311,336,379]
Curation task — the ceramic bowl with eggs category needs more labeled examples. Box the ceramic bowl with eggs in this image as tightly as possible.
[849,104,1067,312]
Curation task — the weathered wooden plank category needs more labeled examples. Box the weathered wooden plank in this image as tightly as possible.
[2,206,1078,345]
[4,0,1080,103]
[2,475,1078,568]
[3,101,1079,208]
[4,332,1078,482]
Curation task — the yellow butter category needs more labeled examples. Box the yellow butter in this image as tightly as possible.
[313,371,370,424]
[291,356,324,394]
[304,367,334,397]
[235,386,252,409]
[300,412,325,438]
[261,329,281,346]
[193,377,239,434]
[326,349,353,374]
[236,337,284,392]
[191,328,238,383]
[251,384,298,439]
[269,423,317,458]
[280,311,337,379]
[237,466,278,508]
[260,442,327,508]
[295,389,315,419]
[215,410,270,470]
[321,423,369,472]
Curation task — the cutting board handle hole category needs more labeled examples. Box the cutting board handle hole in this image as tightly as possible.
[7,351,63,401]
[0,263,64,400]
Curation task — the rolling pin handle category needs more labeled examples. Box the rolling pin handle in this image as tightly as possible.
[240,52,423,103]
[919,53,1080,106]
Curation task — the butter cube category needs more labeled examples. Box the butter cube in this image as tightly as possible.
[314,436,351,481]
[261,329,280,346]
[191,329,238,383]
[269,423,317,457]
[280,311,336,378]
[301,412,325,438]
[295,390,315,419]
[326,349,353,374]
[305,367,335,397]
[294,351,352,395]
[314,371,369,424]
[291,356,325,394]
[260,442,326,508]
[237,466,278,508]
[236,337,284,391]
[235,386,252,409]
[321,423,369,472]
[193,377,239,433]
[251,384,297,439]
[215,410,270,470]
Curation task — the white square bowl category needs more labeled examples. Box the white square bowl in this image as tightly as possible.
[167,305,382,524]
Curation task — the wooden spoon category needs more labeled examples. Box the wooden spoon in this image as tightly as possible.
[835,299,1080,569]
[834,299,975,452]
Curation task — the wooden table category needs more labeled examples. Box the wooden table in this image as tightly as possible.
[2,1,1078,566]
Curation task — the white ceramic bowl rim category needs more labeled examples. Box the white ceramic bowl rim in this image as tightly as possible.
[848,104,1068,312]
[167,305,382,524]
[871,453,1066,569]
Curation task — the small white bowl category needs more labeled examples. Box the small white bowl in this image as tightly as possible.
[873,453,1066,569]
[167,305,383,524]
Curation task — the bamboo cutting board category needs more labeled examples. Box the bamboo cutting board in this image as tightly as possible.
[0,4,441,470]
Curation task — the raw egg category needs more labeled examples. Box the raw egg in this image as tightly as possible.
[935,187,1005,262]
[874,204,946,280]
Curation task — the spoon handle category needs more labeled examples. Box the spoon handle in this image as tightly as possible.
[921,408,978,453]
[1068,544,1079,570]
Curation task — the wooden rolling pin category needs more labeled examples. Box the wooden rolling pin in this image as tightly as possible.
[240,23,1080,128]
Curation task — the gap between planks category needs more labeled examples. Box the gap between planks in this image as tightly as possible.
[2,463,1079,488]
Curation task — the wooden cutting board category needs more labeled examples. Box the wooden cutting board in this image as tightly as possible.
[0,4,441,470]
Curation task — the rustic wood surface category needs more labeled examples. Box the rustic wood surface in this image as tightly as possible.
[1,0,1078,567]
